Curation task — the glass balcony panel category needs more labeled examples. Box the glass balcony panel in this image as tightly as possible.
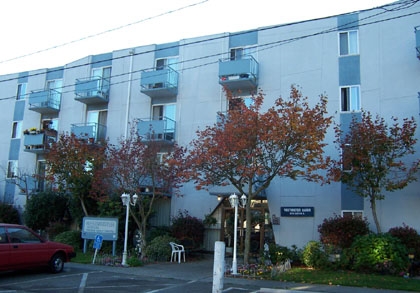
[71,122,107,143]
[137,117,175,142]
[218,56,259,93]
[140,66,178,98]
[28,89,61,114]
[75,77,109,104]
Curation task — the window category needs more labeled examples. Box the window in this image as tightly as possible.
[341,143,353,172]
[339,31,359,56]
[7,160,18,179]
[46,79,62,104]
[230,46,257,60]
[0,227,7,243]
[92,67,111,93]
[229,96,253,111]
[16,83,27,100]
[37,161,47,192]
[12,121,22,138]
[152,104,176,140]
[340,86,360,112]
[342,210,363,218]
[8,227,41,243]
[155,57,178,71]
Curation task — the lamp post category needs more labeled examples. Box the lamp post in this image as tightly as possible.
[121,192,138,266]
[228,193,247,275]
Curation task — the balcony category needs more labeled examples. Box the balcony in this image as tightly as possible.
[71,122,107,143]
[23,130,57,154]
[140,66,178,98]
[416,26,420,59]
[74,76,109,104]
[137,117,175,142]
[28,89,61,114]
[219,56,258,94]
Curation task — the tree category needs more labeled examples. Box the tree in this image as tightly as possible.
[100,126,184,254]
[329,110,419,233]
[45,133,107,216]
[182,86,333,264]
[23,191,69,231]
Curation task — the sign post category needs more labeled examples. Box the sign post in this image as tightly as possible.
[92,234,103,264]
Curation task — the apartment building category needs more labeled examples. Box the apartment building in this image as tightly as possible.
[1,1,419,250]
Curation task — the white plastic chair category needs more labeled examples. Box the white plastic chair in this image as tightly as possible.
[169,242,185,263]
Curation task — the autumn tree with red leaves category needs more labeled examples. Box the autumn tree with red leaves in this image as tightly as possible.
[45,133,107,216]
[101,126,185,253]
[182,86,333,264]
[329,111,419,233]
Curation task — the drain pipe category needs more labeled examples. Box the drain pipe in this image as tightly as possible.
[124,49,135,138]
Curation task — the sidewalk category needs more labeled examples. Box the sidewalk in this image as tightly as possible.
[68,254,418,293]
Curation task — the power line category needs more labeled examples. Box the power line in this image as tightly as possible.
[1,0,416,84]
[0,0,208,65]
[0,0,418,101]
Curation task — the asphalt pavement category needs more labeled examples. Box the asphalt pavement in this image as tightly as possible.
[66,254,419,293]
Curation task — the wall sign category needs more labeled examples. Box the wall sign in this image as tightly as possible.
[281,207,314,217]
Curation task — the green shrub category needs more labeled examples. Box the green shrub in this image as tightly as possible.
[388,224,420,258]
[127,256,143,267]
[267,243,302,265]
[146,226,171,244]
[318,214,370,251]
[302,241,329,269]
[0,202,20,224]
[23,192,69,231]
[54,230,82,249]
[345,234,408,275]
[145,235,177,262]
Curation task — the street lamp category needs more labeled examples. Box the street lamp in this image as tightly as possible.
[121,192,138,266]
[228,193,247,275]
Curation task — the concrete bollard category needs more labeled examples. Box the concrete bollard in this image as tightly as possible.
[212,241,225,293]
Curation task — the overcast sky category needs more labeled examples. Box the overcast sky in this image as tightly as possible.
[0,0,393,75]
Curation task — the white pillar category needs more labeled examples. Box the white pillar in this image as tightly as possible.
[232,203,238,274]
[122,203,129,266]
[212,241,225,293]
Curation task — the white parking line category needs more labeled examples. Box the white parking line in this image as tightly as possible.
[78,273,88,293]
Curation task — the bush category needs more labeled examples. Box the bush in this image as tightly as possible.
[267,243,302,266]
[54,230,82,249]
[0,202,20,224]
[318,214,370,251]
[302,241,329,269]
[345,234,408,275]
[23,192,69,231]
[171,210,204,249]
[145,235,177,262]
[388,224,420,258]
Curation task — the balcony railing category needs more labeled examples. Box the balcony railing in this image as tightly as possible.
[28,89,61,114]
[71,122,107,143]
[218,56,258,94]
[23,130,58,154]
[415,26,420,59]
[75,76,110,104]
[140,66,178,98]
[137,117,175,142]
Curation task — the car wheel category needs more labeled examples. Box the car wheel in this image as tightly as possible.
[49,253,65,273]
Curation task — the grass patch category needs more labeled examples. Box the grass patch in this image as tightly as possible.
[71,250,94,264]
[275,267,420,291]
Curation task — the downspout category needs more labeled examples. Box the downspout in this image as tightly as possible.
[124,49,135,138]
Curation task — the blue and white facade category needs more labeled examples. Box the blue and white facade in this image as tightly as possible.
[1,1,419,249]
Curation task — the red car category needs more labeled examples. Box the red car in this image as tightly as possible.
[0,223,76,273]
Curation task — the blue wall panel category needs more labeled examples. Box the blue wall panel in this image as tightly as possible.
[155,42,179,59]
[13,100,25,121]
[339,56,360,86]
[229,30,258,47]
